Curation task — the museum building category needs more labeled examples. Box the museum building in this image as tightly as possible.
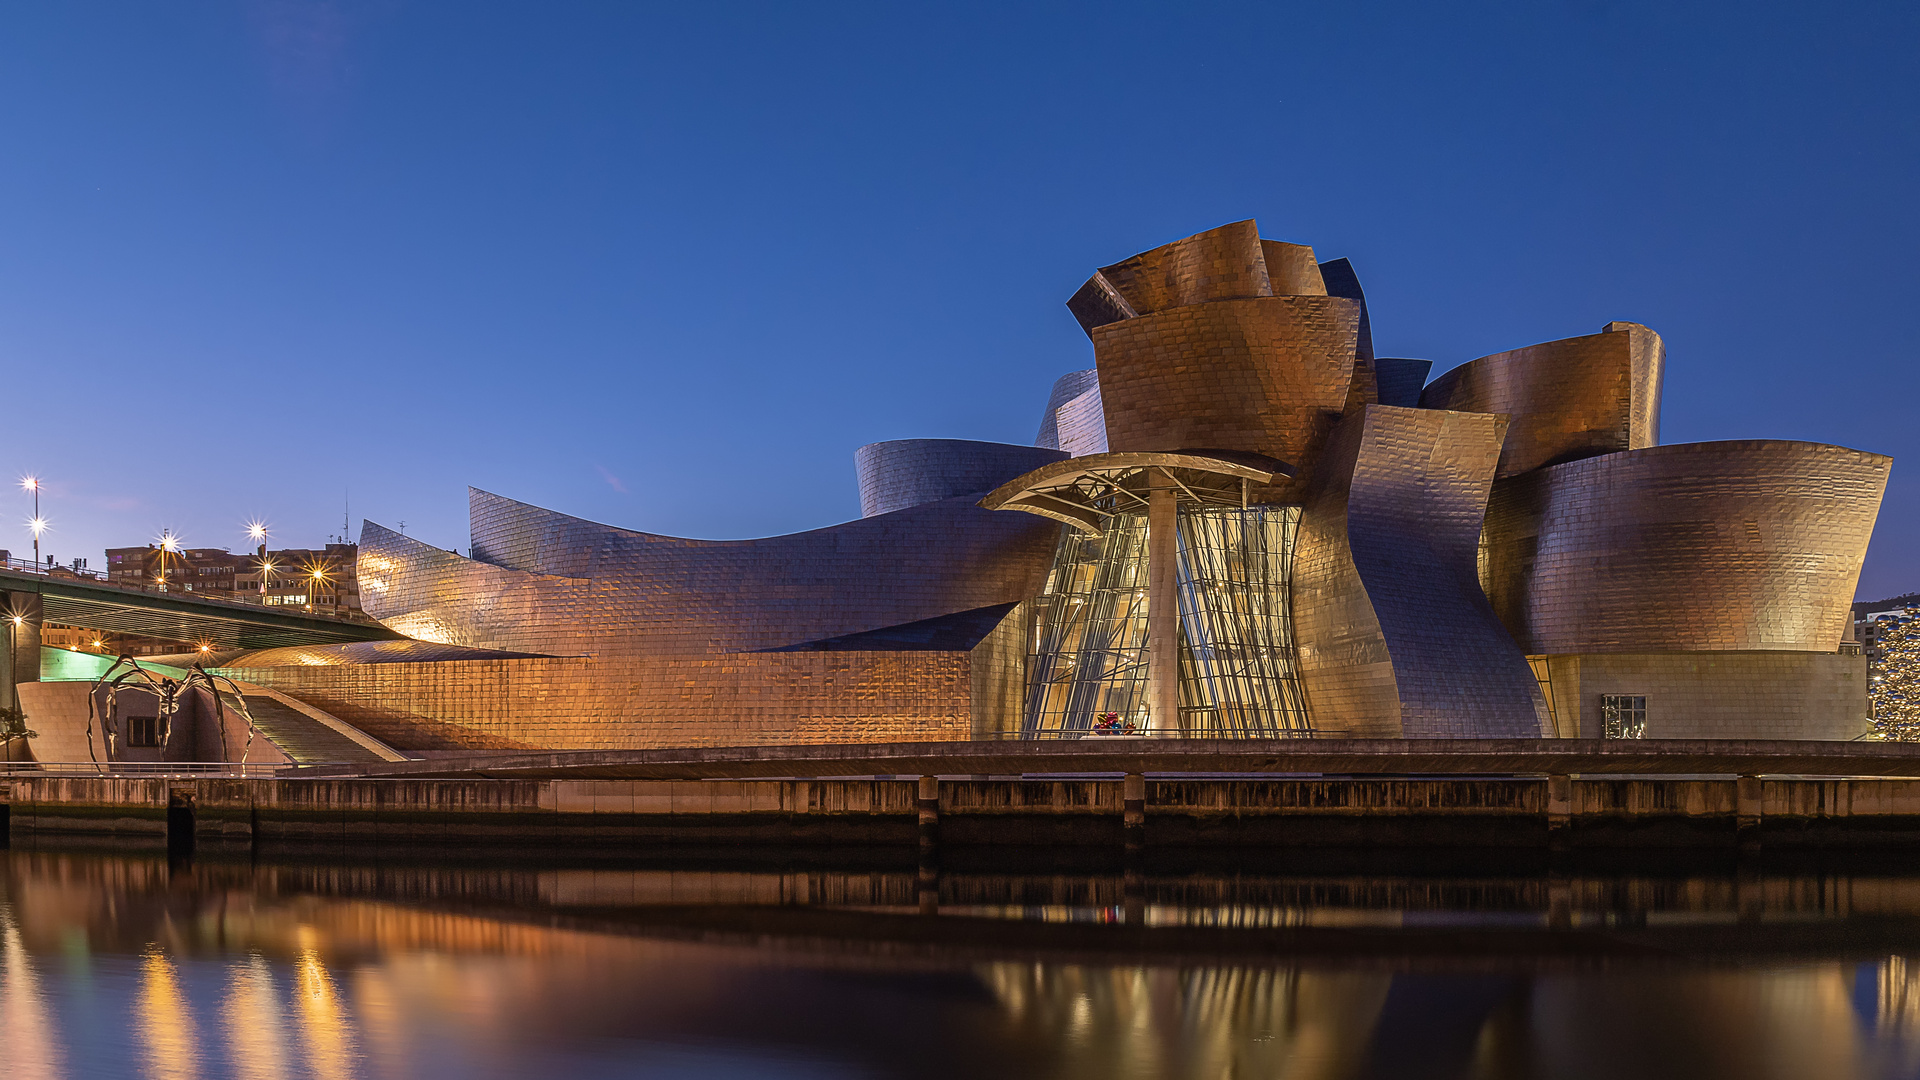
[198,221,1890,753]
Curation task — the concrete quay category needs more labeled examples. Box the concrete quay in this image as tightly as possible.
[9,771,1920,853]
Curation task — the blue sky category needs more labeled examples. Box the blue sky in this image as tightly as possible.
[1,1,1915,596]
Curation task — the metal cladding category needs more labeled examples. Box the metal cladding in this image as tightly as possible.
[1293,405,1551,737]
[1482,440,1891,654]
[194,217,1891,750]
[1372,358,1432,408]
[854,439,1066,518]
[1071,223,1364,505]
[204,490,1060,750]
[1419,322,1666,479]
[1034,369,1108,457]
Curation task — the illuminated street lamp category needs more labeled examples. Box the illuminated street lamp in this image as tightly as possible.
[246,521,271,601]
[20,476,40,569]
[155,530,183,591]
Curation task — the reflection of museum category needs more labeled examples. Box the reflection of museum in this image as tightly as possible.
[202,221,1888,752]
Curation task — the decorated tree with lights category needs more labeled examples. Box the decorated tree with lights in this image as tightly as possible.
[1870,611,1920,741]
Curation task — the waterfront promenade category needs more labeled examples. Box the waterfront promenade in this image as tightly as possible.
[8,737,1920,854]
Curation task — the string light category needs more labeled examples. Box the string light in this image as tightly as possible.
[1870,609,1920,741]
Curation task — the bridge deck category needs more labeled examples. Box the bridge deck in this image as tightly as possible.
[0,567,401,648]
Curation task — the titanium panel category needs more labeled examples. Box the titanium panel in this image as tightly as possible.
[1482,440,1890,654]
[1034,368,1099,450]
[1373,358,1432,408]
[854,439,1066,518]
[1067,219,1270,334]
[1260,240,1327,296]
[1091,296,1361,504]
[1418,322,1665,479]
[1293,405,1551,737]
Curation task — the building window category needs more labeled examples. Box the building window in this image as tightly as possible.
[127,715,161,748]
[1601,695,1647,740]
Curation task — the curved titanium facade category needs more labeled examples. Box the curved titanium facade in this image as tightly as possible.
[1066,220,1272,334]
[1293,405,1550,737]
[1418,322,1666,479]
[1482,440,1891,654]
[1034,369,1099,450]
[207,490,1061,750]
[1092,296,1360,503]
[854,439,1066,518]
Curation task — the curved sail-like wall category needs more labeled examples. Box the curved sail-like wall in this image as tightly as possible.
[1293,405,1550,737]
[854,439,1065,518]
[1419,322,1665,479]
[1482,440,1890,654]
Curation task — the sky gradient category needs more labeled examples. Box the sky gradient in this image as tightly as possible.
[2,2,1915,597]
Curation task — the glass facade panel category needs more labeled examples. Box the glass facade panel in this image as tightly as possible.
[1021,506,1311,737]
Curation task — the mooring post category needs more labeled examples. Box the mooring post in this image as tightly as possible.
[1736,774,1763,851]
[1546,773,1573,851]
[1123,772,1147,851]
[916,774,940,852]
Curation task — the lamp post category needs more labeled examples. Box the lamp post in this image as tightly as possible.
[21,476,42,570]
[247,521,270,603]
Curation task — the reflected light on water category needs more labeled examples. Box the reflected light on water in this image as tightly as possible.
[294,931,359,1080]
[0,902,64,1080]
[137,945,200,1080]
[222,953,289,1080]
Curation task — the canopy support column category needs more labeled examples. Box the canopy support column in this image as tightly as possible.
[1147,482,1180,736]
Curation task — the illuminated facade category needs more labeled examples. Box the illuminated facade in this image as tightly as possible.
[189,219,1886,751]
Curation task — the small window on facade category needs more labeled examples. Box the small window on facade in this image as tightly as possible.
[1601,695,1647,740]
[127,715,161,747]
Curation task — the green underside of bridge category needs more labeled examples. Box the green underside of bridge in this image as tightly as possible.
[0,569,403,649]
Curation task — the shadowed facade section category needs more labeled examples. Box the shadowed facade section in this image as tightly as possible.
[1418,322,1665,479]
[1482,440,1891,654]
[1293,406,1550,737]
[854,439,1066,518]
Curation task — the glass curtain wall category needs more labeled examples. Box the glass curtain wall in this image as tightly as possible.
[1021,506,1311,737]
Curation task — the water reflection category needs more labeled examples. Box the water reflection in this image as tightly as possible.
[8,849,1920,1077]
[1,900,64,1080]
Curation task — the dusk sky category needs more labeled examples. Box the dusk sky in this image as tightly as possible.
[2,2,1914,597]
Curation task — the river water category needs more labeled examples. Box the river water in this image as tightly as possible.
[4,846,1920,1079]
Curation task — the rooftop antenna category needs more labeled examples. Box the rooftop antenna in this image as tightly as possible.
[343,491,351,545]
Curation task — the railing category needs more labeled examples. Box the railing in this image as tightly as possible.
[0,761,289,778]
[1,556,107,580]
[981,727,1347,740]
[0,559,380,625]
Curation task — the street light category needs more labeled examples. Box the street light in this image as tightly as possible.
[20,476,40,569]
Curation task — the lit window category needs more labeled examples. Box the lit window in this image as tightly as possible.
[1601,695,1647,740]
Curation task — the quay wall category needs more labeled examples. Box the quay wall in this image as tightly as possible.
[9,775,1920,850]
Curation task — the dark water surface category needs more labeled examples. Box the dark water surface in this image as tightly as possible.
[6,847,1920,1078]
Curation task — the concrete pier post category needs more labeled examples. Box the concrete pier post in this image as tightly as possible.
[1736,775,1763,850]
[916,774,940,851]
[1146,482,1180,735]
[1546,773,1573,850]
[1123,772,1147,850]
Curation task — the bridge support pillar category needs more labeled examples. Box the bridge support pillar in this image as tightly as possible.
[2,591,41,710]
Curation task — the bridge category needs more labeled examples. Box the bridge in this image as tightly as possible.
[0,565,403,649]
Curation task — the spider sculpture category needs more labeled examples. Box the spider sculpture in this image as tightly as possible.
[88,655,257,765]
